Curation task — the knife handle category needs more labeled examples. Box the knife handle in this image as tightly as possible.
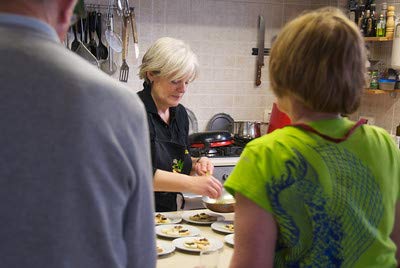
[129,8,138,44]
[256,64,262,86]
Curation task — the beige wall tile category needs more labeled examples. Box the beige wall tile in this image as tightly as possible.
[83,0,398,133]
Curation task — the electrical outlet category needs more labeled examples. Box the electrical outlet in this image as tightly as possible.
[359,115,375,125]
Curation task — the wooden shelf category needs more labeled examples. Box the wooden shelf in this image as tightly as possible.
[364,89,400,97]
[364,37,393,42]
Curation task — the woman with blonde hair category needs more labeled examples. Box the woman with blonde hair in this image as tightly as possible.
[138,37,222,212]
[225,7,400,267]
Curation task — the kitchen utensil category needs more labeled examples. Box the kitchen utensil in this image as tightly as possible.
[129,7,139,59]
[233,121,268,139]
[202,192,235,213]
[186,107,198,134]
[88,11,98,57]
[206,113,234,133]
[101,9,117,75]
[105,28,122,53]
[119,15,130,82]
[189,131,233,149]
[96,12,109,60]
[256,15,265,86]
[105,13,122,53]
[116,0,123,11]
[71,23,79,51]
[75,41,99,68]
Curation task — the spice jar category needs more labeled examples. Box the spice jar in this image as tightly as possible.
[370,70,379,89]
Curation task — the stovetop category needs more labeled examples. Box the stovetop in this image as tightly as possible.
[189,135,253,158]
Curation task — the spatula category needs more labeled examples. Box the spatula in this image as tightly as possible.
[119,16,129,82]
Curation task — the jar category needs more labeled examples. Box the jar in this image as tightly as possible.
[370,70,379,89]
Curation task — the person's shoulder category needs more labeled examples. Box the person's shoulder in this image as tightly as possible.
[246,127,302,148]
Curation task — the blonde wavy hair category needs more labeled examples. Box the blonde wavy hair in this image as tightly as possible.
[139,37,199,85]
[269,7,366,114]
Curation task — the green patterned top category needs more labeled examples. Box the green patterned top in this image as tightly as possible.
[225,118,400,267]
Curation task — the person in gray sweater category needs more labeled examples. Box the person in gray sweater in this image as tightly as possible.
[0,1,156,267]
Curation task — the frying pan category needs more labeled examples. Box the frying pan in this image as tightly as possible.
[189,131,233,148]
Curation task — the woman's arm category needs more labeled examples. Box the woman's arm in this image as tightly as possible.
[153,169,222,198]
[391,201,400,265]
[229,193,277,268]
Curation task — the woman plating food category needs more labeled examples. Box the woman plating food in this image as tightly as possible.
[137,37,222,212]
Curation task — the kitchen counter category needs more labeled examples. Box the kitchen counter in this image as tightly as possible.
[156,209,234,268]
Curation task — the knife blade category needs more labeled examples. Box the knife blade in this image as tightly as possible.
[129,7,139,59]
[256,15,265,86]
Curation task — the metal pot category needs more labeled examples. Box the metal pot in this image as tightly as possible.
[233,121,268,139]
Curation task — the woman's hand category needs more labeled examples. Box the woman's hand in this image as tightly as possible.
[193,157,214,176]
[187,174,222,199]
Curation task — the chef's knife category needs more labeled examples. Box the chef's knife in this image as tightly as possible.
[256,15,265,86]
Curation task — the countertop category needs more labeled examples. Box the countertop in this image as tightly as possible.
[156,209,234,268]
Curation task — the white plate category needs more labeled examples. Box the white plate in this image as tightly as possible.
[154,212,182,225]
[157,240,175,256]
[224,234,235,247]
[172,237,224,253]
[182,211,225,225]
[224,234,234,246]
[155,224,201,238]
[211,220,234,234]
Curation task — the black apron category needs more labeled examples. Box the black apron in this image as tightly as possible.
[150,114,192,212]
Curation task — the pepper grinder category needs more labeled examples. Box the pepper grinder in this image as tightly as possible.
[386,5,395,38]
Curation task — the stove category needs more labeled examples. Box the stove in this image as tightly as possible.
[189,135,252,158]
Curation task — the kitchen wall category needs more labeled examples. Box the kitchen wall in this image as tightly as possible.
[85,0,399,135]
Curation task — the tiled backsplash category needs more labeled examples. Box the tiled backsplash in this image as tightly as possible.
[84,0,399,134]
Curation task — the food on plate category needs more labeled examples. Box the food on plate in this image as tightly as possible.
[155,213,171,224]
[224,223,234,232]
[184,237,210,250]
[189,213,217,222]
[157,246,164,254]
[161,225,190,236]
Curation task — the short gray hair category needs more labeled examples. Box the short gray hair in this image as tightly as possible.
[139,37,199,84]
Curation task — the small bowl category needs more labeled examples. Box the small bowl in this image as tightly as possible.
[202,195,235,213]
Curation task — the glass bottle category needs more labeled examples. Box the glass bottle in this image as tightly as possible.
[377,14,386,37]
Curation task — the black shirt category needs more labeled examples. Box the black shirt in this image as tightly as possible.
[137,83,190,174]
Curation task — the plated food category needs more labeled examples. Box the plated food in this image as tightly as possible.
[154,212,182,225]
[172,237,224,253]
[182,211,224,225]
[224,234,234,247]
[183,237,210,250]
[156,241,175,256]
[211,220,234,234]
[155,224,201,238]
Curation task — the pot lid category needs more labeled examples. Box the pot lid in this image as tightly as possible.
[185,107,198,134]
[206,113,234,133]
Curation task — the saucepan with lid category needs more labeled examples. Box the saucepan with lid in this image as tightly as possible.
[233,121,268,139]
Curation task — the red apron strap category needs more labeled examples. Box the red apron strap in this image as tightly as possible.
[291,119,368,143]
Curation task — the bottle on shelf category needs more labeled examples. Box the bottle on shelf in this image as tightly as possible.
[370,3,377,37]
[377,14,386,37]
[386,5,395,38]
